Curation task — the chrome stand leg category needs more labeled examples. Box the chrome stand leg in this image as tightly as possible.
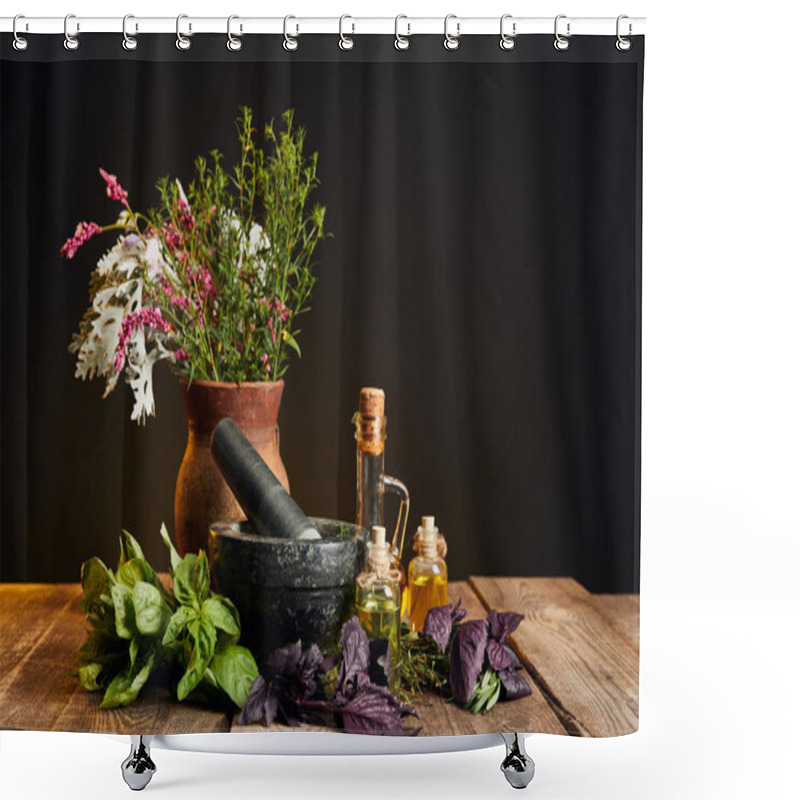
[121,735,156,791]
[500,733,535,789]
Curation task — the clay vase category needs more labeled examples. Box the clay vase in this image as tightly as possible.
[174,379,290,556]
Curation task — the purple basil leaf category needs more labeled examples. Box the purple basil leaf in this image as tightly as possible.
[369,638,391,687]
[449,619,488,704]
[498,667,532,701]
[263,690,280,726]
[338,617,370,697]
[237,674,267,725]
[450,599,467,625]
[486,638,513,672]
[335,675,417,735]
[267,640,302,678]
[295,643,324,698]
[423,605,453,653]
[503,642,521,670]
[486,610,524,645]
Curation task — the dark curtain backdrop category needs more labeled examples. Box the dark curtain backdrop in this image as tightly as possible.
[1,35,642,592]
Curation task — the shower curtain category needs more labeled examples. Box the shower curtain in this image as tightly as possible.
[0,28,643,738]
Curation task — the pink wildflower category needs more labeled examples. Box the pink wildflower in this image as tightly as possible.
[61,221,103,259]
[261,353,271,374]
[173,348,188,361]
[114,308,172,372]
[98,168,129,205]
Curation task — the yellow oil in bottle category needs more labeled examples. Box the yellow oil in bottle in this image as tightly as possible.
[392,554,409,620]
[407,516,449,632]
[356,583,400,684]
[408,572,448,632]
[355,526,402,690]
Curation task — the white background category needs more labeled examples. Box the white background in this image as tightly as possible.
[2,1,799,798]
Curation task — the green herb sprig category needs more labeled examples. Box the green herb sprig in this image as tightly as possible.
[77,525,258,710]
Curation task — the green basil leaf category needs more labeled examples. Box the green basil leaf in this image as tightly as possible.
[210,645,259,708]
[116,557,158,589]
[111,583,137,640]
[129,637,139,667]
[80,557,113,611]
[202,596,240,637]
[133,582,171,637]
[162,605,196,646]
[78,662,103,692]
[202,667,219,689]
[100,648,157,709]
[174,554,199,607]
[121,530,145,562]
[177,616,217,701]
[160,523,182,573]
[192,551,211,603]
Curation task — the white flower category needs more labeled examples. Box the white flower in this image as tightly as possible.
[72,235,173,423]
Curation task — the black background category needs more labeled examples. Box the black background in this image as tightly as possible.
[1,35,642,592]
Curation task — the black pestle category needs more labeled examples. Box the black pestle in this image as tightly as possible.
[210,417,321,541]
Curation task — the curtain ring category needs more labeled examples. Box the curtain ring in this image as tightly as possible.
[444,14,460,51]
[176,14,191,50]
[500,14,516,50]
[122,14,138,51]
[394,15,410,51]
[616,15,632,51]
[554,14,570,51]
[63,13,80,51]
[227,15,242,51]
[12,15,29,51]
[283,15,299,51]
[339,14,355,50]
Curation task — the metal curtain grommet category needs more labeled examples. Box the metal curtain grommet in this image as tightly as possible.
[339,14,354,50]
[394,15,410,50]
[227,15,242,51]
[500,14,516,50]
[444,14,460,51]
[122,14,138,51]
[616,15,632,51]
[176,14,191,50]
[13,14,29,51]
[63,13,79,51]
[283,15,299,51]
[554,14,570,51]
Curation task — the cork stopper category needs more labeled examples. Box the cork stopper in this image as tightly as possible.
[359,387,385,418]
[354,387,387,455]
[418,516,439,558]
[368,525,392,572]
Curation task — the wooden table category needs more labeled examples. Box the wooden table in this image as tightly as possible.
[0,578,638,737]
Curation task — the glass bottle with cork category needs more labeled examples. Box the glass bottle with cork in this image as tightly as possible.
[408,516,448,632]
[352,387,411,618]
[355,525,403,691]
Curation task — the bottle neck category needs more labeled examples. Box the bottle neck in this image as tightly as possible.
[353,411,387,456]
[420,540,439,560]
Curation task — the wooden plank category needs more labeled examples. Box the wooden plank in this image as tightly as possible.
[469,577,639,738]
[231,582,566,736]
[594,594,639,651]
[53,684,230,735]
[0,584,79,687]
[0,586,87,731]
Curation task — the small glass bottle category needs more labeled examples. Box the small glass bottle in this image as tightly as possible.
[353,387,411,619]
[408,516,448,633]
[355,525,402,691]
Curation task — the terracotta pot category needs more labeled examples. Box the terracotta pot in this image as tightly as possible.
[175,379,290,556]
